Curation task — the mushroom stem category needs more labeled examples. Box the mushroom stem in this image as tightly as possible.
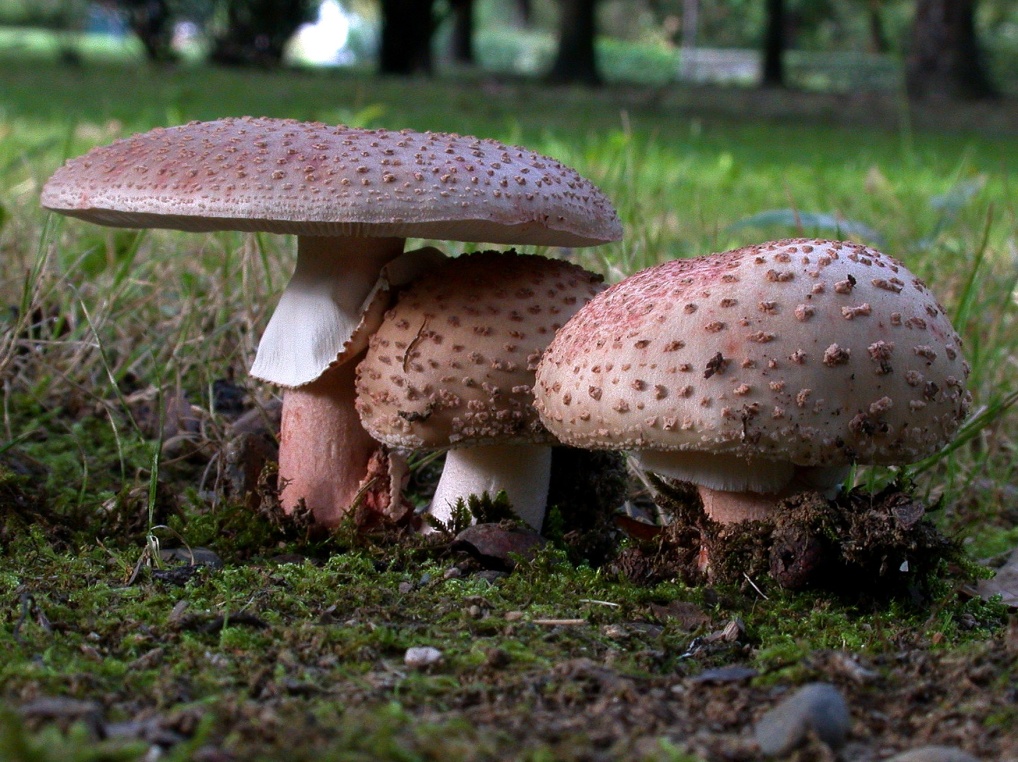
[696,464,850,525]
[252,236,405,387]
[260,235,405,527]
[429,444,553,531]
[278,352,379,526]
[697,486,779,524]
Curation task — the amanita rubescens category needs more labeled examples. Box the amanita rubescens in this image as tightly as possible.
[43,117,621,527]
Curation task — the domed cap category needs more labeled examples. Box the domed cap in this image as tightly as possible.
[535,239,970,487]
[356,250,604,448]
[41,117,622,247]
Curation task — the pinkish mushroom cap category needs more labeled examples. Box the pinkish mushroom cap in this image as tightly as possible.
[535,239,971,518]
[42,116,622,387]
[41,116,621,247]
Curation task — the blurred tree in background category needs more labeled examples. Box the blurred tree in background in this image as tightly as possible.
[119,0,175,61]
[1,0,1014,97]
[208,0,314,66]
[547,0,601,84]
[906,0,999,99]
[761,0,786,87]
[449,0,476,64]
[378,0,435,74]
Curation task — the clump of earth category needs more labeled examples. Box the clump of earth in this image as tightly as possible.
[609,474,965,599]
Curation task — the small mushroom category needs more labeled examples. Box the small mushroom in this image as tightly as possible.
[355,250,604,530]
[42,117,621,527]
[535,238,971,525]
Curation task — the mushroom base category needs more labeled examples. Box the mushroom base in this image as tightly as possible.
[697,486,778,524]
[428,444,552,531]
[278,358,380,528]
[696,464,851,525]
[619,476,960,595]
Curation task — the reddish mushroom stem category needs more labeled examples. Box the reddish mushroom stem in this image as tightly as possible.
[696,486,778,524]
[278,355,380,524]
[696,464,851,525]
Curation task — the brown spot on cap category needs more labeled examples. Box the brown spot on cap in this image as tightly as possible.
[703,352,728,379]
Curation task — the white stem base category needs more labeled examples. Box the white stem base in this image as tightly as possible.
[428,444,552,531]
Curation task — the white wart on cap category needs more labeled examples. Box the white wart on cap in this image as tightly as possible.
[356,250,605,529]
[535,238,971,519]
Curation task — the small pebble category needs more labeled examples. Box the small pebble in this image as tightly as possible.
[691,665,758,685]
[159,547,223,569]
[472,570,508,585]
[754,682,850,756]
[404,646,443,669]
[885,747,979,762]
[706,618,745,643]
[602,624,628,639]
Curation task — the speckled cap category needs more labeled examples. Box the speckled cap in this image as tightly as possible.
[41,117,622,246]
[356,250,604,448]
[535,238,971,472]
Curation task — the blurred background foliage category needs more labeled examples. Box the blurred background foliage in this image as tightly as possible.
[0,0,1014,97]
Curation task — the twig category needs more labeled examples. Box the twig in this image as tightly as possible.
[578,599,620,608]
[743,572,769,600]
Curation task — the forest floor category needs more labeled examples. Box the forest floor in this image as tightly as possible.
[1,62,1016,760]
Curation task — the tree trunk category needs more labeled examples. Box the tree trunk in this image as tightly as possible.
[547,0,601,86]
[761,0,786,88]
[379,0,436,75]
[209,0,313,68]
[906,0,997,100]
[679,0,699,80]
[449,0,475,65]
[515,0,533,26]
[120,0,176,63]
[867,0,889,54]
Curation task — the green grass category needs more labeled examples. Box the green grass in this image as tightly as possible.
[0,59,1016,759]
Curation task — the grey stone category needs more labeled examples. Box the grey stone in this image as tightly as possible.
[885,747,980,762]
[754,682,850,756]
[159,547,224,568]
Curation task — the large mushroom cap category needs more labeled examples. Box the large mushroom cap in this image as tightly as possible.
[535,239,971,480]
[356,250,605,449]
[41,117,622,247]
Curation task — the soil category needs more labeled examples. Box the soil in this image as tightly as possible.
[1,430,1015,761]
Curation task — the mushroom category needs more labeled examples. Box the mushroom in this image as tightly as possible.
[535,238,971,525]
[355,250,605,530]
[42,117,621,527]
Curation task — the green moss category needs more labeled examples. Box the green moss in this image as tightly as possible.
[0,708,147,762]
